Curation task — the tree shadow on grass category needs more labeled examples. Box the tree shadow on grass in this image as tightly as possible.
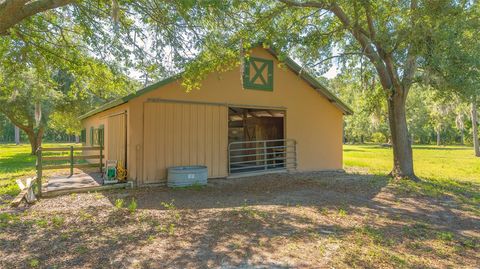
[0,153,36,176]
[1,171,479,268]
[411,145,471,151]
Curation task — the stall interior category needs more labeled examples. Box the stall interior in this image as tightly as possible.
[228,107,286,174]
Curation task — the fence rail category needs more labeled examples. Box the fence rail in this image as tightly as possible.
[228,139,297,175]
[36,145,104,197]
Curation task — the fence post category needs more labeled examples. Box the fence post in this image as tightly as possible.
[70,145,74,177]
[36,147,42,197]
[99,146,103,174]
[264,141,267,170]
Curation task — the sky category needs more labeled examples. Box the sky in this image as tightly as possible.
[322,65,339,79]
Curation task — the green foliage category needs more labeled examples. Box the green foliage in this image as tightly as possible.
[371,133,386,143]
[51,215,65,227]
[114,198,124,209]
[0,212,19,228]
[161,200,181,222]
[127,198,137,213]
[28,258,39,268]
[35,219,48,228]
[437,231,454,242]
[337,208,348,217]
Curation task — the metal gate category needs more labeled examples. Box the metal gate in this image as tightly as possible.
[228,139,297,176]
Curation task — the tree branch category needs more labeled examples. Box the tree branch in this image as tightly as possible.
[401,0,418,97]
[329,3,394,92]
[276,0,396,93]
[278,0,329,9]
[0,107,31,132]
[363,2,376,40]
[0,0,76,35]
[310,52,365,67]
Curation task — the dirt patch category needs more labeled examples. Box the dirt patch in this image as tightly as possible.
[1,171,479,268]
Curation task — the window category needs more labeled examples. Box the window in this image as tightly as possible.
[243,57,274,91]
[89,125,104,146]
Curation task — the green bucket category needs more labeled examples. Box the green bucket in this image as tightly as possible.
[107,167,116,180]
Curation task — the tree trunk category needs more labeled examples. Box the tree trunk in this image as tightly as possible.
[14,125,20,145]
[387,91,416,180]
[436,130,441,146]
[472,99,480,157]
[25,127,44,155]
[460,130,464,145]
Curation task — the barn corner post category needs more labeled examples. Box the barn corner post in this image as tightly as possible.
[35,146,42,197]
[99,145,103,174]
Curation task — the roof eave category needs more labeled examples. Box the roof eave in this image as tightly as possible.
[78,74,182,120]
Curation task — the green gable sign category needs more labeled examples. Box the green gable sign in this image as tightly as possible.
[243,57,273,91]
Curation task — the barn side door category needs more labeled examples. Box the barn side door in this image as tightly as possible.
[107,112,127,168]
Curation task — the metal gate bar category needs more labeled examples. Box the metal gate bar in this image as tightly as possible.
[228,139,297,175]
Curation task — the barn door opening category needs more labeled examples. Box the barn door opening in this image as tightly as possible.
[228,107,296,176]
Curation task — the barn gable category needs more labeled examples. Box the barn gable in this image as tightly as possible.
[79,47,352,120]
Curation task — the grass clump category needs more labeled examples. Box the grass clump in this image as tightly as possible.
[337,208,348,217]
[51,215,65,227]
[115,198,124,209]
[437,231,454,242]
[28,258,39,268]
[128,198,137,213]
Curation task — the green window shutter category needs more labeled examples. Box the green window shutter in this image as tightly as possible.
[98,125,104,147]
[90,127,94,145]
[243,57,274,91]
[80,129,86,143]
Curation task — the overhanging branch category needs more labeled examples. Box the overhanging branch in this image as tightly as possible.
[0,0,76,35]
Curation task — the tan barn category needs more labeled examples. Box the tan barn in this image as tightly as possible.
[79,46,352,186]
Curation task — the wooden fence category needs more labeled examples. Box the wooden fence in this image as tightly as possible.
[36,146,104,196]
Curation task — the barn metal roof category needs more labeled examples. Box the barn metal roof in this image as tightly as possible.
[79,49,353,120]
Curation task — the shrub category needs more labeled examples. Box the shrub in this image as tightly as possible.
[371,132,387,143]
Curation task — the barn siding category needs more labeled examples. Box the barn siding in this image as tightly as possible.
[82,47,345,185]
[142,101,228,184]
[107,113,126,167]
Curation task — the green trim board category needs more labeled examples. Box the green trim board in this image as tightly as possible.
[98,124,105,146]
[79,48,352,120]
[90,127,94,145]
[80,128,86,143]
[79,75,181,120]
[243,57,273,91]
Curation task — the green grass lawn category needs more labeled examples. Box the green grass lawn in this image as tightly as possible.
[344,144,480,183]
[1,143,479,204]
[0,143,80,201]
